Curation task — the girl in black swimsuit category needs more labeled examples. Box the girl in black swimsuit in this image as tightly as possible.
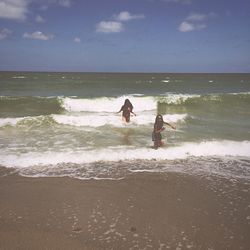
[117,99,136,123]
[152,114,176,149]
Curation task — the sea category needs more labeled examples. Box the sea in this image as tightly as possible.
[0,72,250,180]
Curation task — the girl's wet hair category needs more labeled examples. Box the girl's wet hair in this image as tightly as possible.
[155,114,163,125]
[124,99,133,109]
[124,99,130,104]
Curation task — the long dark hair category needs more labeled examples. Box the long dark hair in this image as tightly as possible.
[154,114,164,130]
[124,99,133,110]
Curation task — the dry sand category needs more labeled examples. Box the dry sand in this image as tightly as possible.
[0,169,249,249]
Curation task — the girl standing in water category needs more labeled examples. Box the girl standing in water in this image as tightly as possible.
[117,99,136,123]
[152,114,176,149]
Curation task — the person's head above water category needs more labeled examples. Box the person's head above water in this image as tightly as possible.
[155,114,164,126]
[155,114,163,121]
[124,99,130,104]
[124,99,133,108]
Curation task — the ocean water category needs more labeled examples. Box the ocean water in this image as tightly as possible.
[0,72,250,180]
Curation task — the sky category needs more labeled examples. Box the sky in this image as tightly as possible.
[0,0,249,73]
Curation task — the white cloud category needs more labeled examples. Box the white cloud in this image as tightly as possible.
[23,31,54,40]
[0,0,72,21]
[186,13,207,21]
[35,15,45,23]
[186,12,217,22]
[96,21,124,33]
[58,0,71,7]
[178,21,206,32]
[74,37,81,43]
[96,11,145,34]
[0,28,12,40]
[115,11,145,22]
[178,21,195,32]
[179,12,215,32]
[0,0,30,20]
[39,0,72,10]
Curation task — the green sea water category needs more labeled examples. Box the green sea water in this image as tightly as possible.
[0,72,250,179]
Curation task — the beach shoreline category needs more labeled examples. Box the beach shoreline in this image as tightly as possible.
[0,168,249,249]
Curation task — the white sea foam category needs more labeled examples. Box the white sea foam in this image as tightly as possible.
[157,92,250,105]
[0,113,187,128]
[159,94,201,104]
[0,117,25,127]
[52,113,187,127]
[0,116,47,127]
[12,76,27,79]
[1,140,250,168]
[52,114,122,127]
[61,96,157,112]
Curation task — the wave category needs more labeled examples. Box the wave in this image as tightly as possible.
[1,140,250,169]
[52,113,186,127]
[61,93,250,112]
[0,117,25,127]
[0,96,63,117]
[61,96,156,112]
[0,113,187,128]
[158,92,250,105]
[0,96,157,115]
[0,116,55,128]
[1,92,250,117]
[12,76,27,79]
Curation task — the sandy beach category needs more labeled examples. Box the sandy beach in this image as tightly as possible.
[0,168,249,250]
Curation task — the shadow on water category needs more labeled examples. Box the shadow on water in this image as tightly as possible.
[120,128,135,145]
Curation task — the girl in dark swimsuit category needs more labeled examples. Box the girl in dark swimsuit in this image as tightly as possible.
[152,114,176,149]
[117,99,136,123]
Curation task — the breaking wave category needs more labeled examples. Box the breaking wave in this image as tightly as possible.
[1,92,250,116]
[1,140,250,180]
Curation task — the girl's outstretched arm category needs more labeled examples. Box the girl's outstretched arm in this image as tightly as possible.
[164,121,176,130]
[117,106,123,113]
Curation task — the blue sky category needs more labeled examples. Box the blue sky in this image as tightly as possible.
[0,0,249,72]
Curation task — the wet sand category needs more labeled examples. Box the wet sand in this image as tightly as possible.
[0,169,249,250]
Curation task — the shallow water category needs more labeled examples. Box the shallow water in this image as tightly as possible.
[1,72,250,180]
